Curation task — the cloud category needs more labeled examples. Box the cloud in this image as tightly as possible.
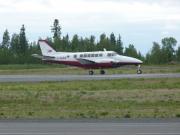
[1,0,179,24]
[1,0,180,33]
[0,0,180,54]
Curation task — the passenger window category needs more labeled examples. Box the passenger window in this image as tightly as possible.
[74,55,77,58]
[107,53,111,57]
[88,54,91,57]
[99,54,103,57]
[84,54,87,57]
[95,54,98,57]
[80,54,83,57]
[91,54,94,57]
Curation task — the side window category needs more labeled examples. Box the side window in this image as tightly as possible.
[88,54,91,57]
[95,54,98,57]
[84,54,87,58]
[91,54,94,57]
[99,54,103,57]
[74,55,77,58]
[107,53,111,57]
[80,54,83,57]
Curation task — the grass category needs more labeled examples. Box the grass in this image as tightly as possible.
[0,64,180,75]
[0,78,180,119]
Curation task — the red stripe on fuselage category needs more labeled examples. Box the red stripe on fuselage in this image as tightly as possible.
[44,60,140,69]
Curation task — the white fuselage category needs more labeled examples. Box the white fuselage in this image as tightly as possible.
[44,51,142,69]
[36,40,143,69]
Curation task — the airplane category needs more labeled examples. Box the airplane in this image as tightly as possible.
[32,40,143,75]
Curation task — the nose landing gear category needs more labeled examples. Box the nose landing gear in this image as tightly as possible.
[137,65,142,74]
[100,69,105,75]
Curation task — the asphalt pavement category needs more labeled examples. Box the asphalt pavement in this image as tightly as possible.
[0,119,179,135]
[0,73,180,82]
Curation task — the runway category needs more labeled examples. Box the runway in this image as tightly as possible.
[0,119,179,135]
[0,73,180,82]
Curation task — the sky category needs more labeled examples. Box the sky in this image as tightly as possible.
[0,0,180,54]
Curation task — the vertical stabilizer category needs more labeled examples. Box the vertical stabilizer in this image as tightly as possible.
[38,40,56,56]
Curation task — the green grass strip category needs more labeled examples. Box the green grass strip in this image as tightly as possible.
[0,78,180,119]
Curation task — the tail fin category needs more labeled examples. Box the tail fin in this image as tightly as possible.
[38,40,56,56]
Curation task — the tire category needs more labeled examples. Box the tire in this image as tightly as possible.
[89,70,94,75]
[137,69,142,74]
[100,70,105,75]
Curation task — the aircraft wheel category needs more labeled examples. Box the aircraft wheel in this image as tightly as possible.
[137,69,142,74]
[89,70,94,75]
[100,70,105,75]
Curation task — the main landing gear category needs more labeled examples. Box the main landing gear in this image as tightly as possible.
[88,66,142,75]
[137,65,142,74]
[89,70,94,75]
[100,69,105,75]
[88,69,106,75]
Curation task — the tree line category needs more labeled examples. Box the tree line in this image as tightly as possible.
[0,19,180,65]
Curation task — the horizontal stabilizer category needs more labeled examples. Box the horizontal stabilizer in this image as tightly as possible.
[43,56,55,61]
[32,54,55,60]
[32,54,43,59]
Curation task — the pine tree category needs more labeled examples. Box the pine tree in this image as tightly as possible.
[19,24,28,56]
[89,35,96,51]
[176,46,180,62]
[51,19,61,40]
[10,33,19,55]
[51,19,62,50]
[62,34,70,51]
[71,34,79,51]
[98,33,111,50]
[116,34,123,54]
[110,33,116,51]
[110,33,116,46]
[1,29,10,49]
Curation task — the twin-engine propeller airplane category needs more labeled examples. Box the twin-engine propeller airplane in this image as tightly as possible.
[32,40,143,75]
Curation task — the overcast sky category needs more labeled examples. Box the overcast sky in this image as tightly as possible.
[0,0,180,54]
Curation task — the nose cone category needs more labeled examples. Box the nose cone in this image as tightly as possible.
[115,55,143,65]
[134,58,143,64]
[123,56,143,64]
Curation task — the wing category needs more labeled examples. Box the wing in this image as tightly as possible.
[77,58,117,65]
[77,58,96,64]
